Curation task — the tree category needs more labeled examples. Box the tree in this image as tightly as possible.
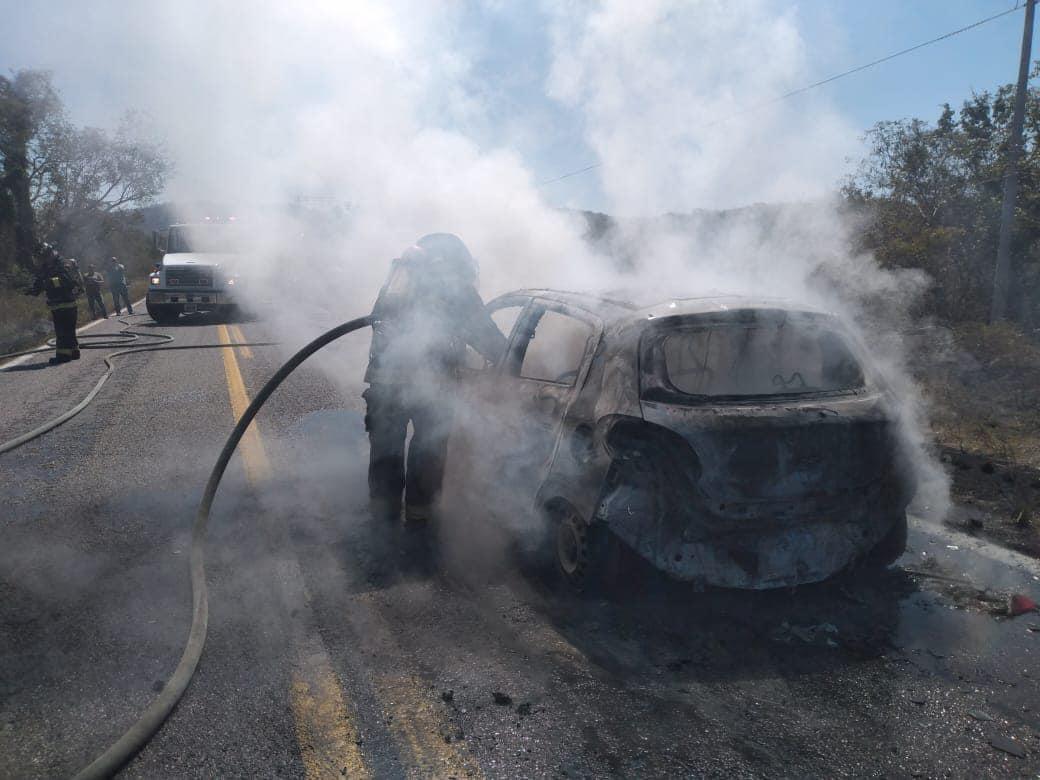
[0,69,170,280]
[845,75,1040,325]
[34,112,171,250]
[0,70,62,274]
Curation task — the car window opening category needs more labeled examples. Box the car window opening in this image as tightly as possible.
[655,313,865,400]
[520,309,593,385]
[463,304,525,370]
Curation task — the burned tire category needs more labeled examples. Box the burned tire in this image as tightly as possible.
[865,512,908,568]
[550,501,617,594]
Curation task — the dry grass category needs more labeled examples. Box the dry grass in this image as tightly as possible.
[924,322,1040,470]
[918,321,1040,543]
[0,288,54,356]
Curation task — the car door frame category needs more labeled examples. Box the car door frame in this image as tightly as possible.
[491,297,604,511]
[458,292,533,378]
[443,294,604,526]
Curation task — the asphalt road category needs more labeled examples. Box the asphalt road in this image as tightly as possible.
[1,311,1039,778]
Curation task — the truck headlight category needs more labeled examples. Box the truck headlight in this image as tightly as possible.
[226,278,235,286]
[150,276,160,285]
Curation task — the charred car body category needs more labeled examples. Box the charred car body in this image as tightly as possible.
[443,290,914,590]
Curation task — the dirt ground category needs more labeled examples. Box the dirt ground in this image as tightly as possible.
[916,321,1040,558]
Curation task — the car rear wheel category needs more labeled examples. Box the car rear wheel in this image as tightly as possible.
[550,501,618,594]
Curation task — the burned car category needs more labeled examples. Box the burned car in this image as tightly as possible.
[442,290,914,591]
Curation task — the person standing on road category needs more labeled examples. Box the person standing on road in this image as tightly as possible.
[364,233,508,526]
[82,263,108,319]
[25,243,83,364]
[65,257,85,287]
[106,256,133,315]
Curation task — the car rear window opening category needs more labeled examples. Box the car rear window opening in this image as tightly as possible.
[648,311,865,400]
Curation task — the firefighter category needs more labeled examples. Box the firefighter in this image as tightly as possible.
[106,256,133,315]
[364,233,507,526]
[82,262,108,319]
[25,243,83,364]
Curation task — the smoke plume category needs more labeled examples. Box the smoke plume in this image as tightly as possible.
[6,0,950,518]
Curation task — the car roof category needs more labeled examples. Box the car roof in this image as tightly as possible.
[512,288,833,323]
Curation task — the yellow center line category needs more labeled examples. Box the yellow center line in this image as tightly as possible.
[217,324,269,483]
[216,323,370,778]
[376,673,484,779]
[227,323,254,359]
[340,589,486,779]
[292,638,371,779]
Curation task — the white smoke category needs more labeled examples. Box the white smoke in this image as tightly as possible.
[5,0,950,518]
[542,0,948,518]
[546,0,860,215]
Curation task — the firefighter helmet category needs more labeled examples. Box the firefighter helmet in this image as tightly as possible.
[403,233,478,285]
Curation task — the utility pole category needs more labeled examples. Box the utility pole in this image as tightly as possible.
[991,0,1036,322]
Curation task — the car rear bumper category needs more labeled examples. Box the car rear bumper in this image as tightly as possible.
[652,513,901,589]
[599,475,909,589]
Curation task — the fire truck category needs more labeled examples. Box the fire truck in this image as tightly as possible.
[146,220,243,324]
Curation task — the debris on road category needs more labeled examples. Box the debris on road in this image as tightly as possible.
[988,734,1027,758]
[967,710,995,722]
[771,621,839,648]
[1007,593,1038,617]
[904,567,972,586]
[908,567,1036,619]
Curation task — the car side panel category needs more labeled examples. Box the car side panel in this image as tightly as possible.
[536,322,643,523]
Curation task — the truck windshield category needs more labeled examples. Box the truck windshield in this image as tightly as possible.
[167,225,240,254]
[645,311,865,400]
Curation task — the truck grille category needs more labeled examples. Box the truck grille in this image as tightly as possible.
[166,267,213,287]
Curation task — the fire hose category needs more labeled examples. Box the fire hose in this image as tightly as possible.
[1,313,372,778]
[0,315,278,455]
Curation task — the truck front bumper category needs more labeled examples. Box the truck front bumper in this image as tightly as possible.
[148,290,233,307]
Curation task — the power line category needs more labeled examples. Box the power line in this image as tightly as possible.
[536,163,601,187]
[771,4,1022,106]
[538,3,1025,187]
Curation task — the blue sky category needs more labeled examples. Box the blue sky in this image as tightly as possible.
[0,0,1030,213]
